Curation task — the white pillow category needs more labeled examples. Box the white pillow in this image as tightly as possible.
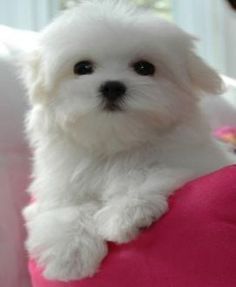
[0,25,37,56]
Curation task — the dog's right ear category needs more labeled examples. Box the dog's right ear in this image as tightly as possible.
[22,49,47,105]
[187,48,225,95]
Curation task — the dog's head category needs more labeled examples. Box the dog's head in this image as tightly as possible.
[23,0,224,153]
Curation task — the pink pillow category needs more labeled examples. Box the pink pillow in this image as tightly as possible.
[29,165,236,287]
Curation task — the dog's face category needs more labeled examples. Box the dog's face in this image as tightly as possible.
[24,1,223,153]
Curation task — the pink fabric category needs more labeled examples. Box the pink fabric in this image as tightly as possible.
[0,56,31,287]
[29,165,236,287]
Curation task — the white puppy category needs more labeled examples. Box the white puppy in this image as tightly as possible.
[23,0,231,281]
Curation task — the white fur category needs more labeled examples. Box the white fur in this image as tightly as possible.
[22,0,231,281]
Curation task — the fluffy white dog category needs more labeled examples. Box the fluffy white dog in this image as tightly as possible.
[23,0,231,281]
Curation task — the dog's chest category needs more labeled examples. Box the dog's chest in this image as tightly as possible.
[70,151,159,200]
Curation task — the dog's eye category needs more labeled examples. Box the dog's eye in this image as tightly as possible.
[132,60,155,76]
[74,60,94,75]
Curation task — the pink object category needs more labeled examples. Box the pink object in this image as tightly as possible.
[29,165,236,287]
[214,126,236,145]
[0,56,31,286]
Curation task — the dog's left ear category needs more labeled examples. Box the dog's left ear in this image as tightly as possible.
[188,50,225,95]
[21,48,48,105]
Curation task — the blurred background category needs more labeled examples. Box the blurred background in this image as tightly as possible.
[0,1,235,287]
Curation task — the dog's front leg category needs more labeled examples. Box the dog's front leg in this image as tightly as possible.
[95,168,190,243]
[24,203,107,281]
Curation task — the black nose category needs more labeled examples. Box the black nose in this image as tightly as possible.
[100,81,126,102]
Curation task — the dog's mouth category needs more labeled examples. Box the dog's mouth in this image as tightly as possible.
[100,101,124,113]
[101,102,124,112]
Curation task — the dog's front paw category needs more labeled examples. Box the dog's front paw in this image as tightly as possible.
[95,208,139,243]
[30,230,107,281]
[26,208,107,281]
[41,233,107,281]
[95,197,168,243]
